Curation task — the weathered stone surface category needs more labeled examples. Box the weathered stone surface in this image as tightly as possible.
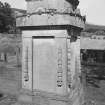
[16,14,85,28]
[16,0,85,105]
[18,28,84,105]
[26,0,73,13]
[16,0,85,28]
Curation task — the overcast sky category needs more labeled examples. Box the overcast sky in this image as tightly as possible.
[0,0,105,26]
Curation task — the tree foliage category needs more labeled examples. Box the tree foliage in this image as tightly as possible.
[66,0,79,10]
[0,1,16,33]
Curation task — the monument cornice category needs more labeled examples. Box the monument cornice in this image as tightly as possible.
[16,12,85,29]
[17,0,85,29]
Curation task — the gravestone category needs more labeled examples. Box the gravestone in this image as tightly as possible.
[16,0,85,105]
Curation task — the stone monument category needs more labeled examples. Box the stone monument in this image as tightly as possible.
[16,0,85,105]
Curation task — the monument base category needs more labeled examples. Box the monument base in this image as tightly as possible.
[17,89,85,105]
[17,89,70,105]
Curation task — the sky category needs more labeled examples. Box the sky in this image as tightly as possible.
[0,0,105,26]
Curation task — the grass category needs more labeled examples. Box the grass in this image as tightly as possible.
[83,65,105,105]
[85,23,105,31]
[0,55,21,95]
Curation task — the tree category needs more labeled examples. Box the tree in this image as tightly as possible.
[0,1,16,33]
[66,0,79,10]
